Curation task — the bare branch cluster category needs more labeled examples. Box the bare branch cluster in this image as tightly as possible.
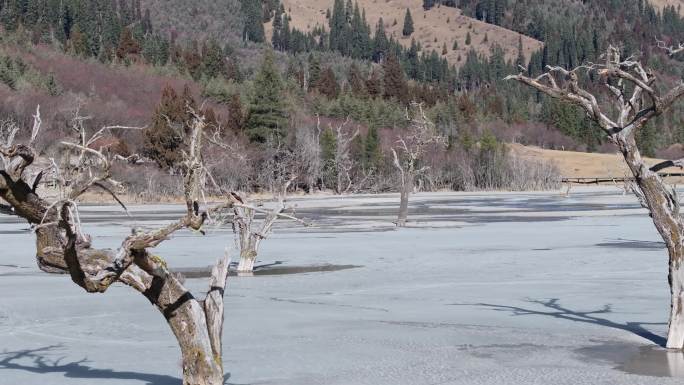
[0,104,240,382]
[506,43,684,349]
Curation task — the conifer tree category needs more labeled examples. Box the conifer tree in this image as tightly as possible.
[407,38,420,79]
[116,27,140,60]
[364,125,381,170]
[308,53,321,89]
[515,35,525,67]
[144,85,190,169]
[281,16,291,51]
[242,0,265,42]
[383,53,408,103]
[465,31,471,45]
[226,93,244,133]
[348,63,366,96]
[317,67,340,99]
[246,50,288,143]
[373,18,388,62]
[202,40,224,79]
[366,68,382,98]
[0,0,19,31]
[402,8,414,37]
[329,0,347,53]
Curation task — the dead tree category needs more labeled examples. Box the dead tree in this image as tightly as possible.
[506,45,684,349]
[391,103,445,227]
[232,176,306,274]
[0,105,243,384]
[327,117,360,194]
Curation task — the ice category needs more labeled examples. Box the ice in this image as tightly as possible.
[0,187,681,384]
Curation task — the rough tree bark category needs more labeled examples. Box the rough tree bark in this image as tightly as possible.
[506,44,684,349]
[232,177,305,274]
[391,103,445,227]
[0,106,239,384]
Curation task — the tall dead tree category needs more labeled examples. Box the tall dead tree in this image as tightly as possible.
[0,105,243,384]
[322,117,360,194]
[391,103,445,227]
[506,44,684,349]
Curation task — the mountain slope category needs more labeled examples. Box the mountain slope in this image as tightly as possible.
[140,0,244,44]
[268,0,542,66]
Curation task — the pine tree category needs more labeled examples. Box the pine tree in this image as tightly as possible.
[144,85,189,169]
[226,94,244,133]
[0,1,19,31]
[202,40,224,79]
[246,50,288,143]
[69,25,88,57]
[364,125,381,170]
[142,9,153,34]
[116,27,141,60]
[465,31,471,45]
[308,53,321,89]
[383,53,408,103]
[317,67,340,99]
[452,40,458,50]
[407,38,420,79]
[272,4,284,49]
[45,72,61,96]
[516,35,525,67]
[442,42,447,55]
[402,8,414,37]
[366,68,382,98]
[373,18,388,62]
[348,63,366,96]
[242,0,265,42]
[281,16,291,51]
[329,0,346,53]
[423,0,435,11]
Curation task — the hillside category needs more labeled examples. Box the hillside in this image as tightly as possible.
[510,144,682,179]
[140,0,244,44]
[651,0,684,11]
[267,0,543,66]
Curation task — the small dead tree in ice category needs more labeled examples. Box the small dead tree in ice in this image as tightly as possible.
[506,44,684,349]
[0,105,246,384]
[232,176,306,274]
[391,103,445,227]
[322,117,360,194]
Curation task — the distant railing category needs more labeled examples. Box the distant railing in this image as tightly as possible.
[562,173,684,184]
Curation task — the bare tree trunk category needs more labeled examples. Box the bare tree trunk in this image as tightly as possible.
[397,179,411,227]
[0,107,237,383]
[506,44,684,349]
[668,253,684,349]
[237,246,257,275]
[618,137,684,349]
[151,270,226,385]
[232,177,305,274]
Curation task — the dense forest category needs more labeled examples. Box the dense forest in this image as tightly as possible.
[0,0,682,196]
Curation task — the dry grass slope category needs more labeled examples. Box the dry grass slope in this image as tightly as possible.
[650,0,684,12]
[268,0,543,66]
[510,143,682,179]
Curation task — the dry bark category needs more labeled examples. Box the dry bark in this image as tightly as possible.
[391,103,445,227]
[506,45,684,349]
[232,177,306,274]
[0,106,237,384]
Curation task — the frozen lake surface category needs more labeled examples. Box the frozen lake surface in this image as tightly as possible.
[1,187,683,384]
